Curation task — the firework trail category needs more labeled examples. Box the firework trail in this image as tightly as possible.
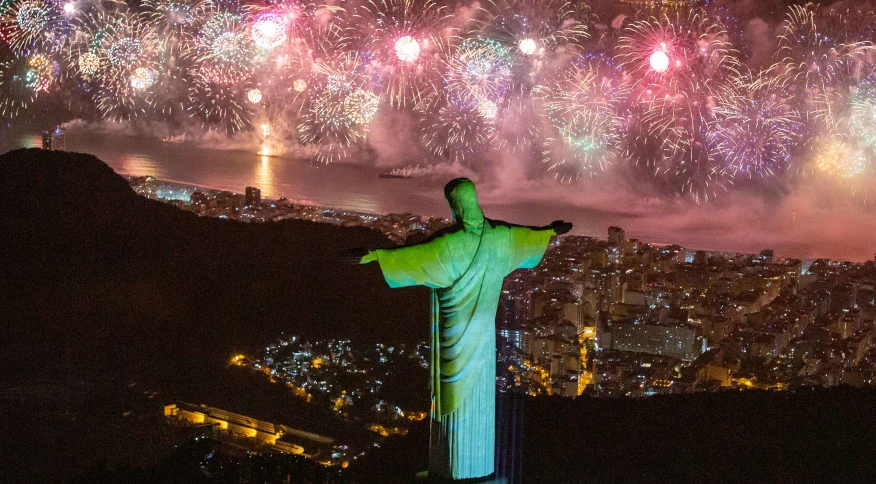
[187,61,254,133]
[141,0,208,56]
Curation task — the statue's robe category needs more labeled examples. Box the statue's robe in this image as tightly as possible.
[372,220,552,479]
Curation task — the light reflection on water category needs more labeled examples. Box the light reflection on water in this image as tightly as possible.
[55,131,446,217]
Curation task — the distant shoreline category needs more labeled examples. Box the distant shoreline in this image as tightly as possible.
[129,175,828,266]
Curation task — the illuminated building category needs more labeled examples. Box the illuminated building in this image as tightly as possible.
[831,283,857,312]
[608,321,701,360]
[608,226,626,248]
[52,127,65,151]
[674,265,711,293]
[499,327,525,352]
[701,315,737,345]
[41,131,53,150]
[245,186,261,207]
[831,310,862,339]
[590,267,625,308]
[562,301,587,327]
[164,402,334,457]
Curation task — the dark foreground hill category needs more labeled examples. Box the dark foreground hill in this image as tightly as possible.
[354,386,876,484]
[0,148,431,481]
[3,149,876,483]
[0,148,429,383]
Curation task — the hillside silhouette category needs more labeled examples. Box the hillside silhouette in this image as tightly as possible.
[0,148,432,481]
[0,149,430,383]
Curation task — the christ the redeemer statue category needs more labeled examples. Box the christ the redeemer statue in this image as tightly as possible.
[354,178,572,481]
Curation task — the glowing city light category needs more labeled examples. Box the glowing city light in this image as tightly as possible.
[394,36,420,63]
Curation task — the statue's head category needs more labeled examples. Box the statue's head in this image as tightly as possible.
[444,178,484,226]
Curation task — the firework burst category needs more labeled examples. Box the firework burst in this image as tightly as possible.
[478,0,592,91]
[714,80,802,178]
[813,135,869,180]
[419,92,496,164]
[251,11,287,52]
[618,9,740,202]
[443,36,512,106]
[24,52,57,91]
[141,0,209,56]
[0,54,38,118]
[343,87,379,124]
[351,0,449,108]
[130,66,157,90]
[71,10,158,119]
[767,4,874,129]
[194,9,255,77]
[0,0,68,56]
[187,65,253,133]
[617,9,740,97]
[76,52,100,78]
[1,1,875,204]
[297,50,372,163]
[534,59,629,181]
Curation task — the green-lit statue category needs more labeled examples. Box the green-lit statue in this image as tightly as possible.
[354,178,571,480]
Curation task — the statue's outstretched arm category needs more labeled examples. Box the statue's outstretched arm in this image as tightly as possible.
[356,231,457,288]
[344,224,460,266]
[493,219,573,236]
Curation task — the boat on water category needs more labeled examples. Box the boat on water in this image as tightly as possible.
[378,167,415,179]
